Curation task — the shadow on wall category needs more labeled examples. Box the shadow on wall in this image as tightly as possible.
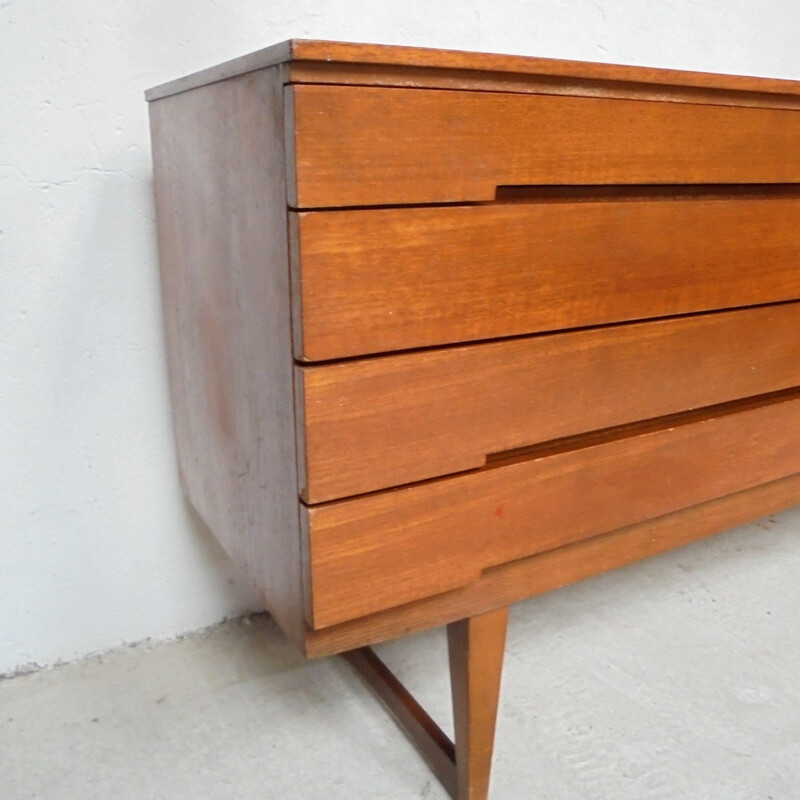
[10,164,263,671]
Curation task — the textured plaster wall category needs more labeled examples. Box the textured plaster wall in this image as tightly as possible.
[3,1,800,674]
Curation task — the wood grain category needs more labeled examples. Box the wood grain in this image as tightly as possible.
[288,61,800,111]
[149,69,306,647]
[292,198,800,360]
[448,608,508,800]
[305,394,800,628]
[286,40,800,98]
[304,471,800,657]
[299,303,800,502]
[146,38,800,103]
[288,85,800,207]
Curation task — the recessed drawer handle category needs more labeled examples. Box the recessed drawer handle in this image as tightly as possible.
[493,183,800,202]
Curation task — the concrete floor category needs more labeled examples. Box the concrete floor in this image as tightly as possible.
[3,507,800,800]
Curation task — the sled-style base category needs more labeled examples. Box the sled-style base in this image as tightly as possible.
[344,606,509,800]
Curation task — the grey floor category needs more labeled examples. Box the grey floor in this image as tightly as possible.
[3,507,800,800]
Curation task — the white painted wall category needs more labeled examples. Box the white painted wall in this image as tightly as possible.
[3,0,800,674]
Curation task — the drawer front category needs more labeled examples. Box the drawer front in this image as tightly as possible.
[292,198,800,361]
[304,393,800,628]
[298,304,800,503]
[288,85,800,208]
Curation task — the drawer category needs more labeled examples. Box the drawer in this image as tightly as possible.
[304,393,800,628]
[291,197,800,361]
[287,85,800,208]
[297,304,800,503]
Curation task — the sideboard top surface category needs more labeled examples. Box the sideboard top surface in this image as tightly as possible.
[145,38,800,102]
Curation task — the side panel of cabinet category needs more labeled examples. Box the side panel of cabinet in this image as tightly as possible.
[149,68,305,646]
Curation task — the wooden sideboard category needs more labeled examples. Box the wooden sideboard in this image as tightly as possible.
[147,40,800,799]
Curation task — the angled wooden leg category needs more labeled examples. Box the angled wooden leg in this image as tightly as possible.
[448,606,509,800]
[343,606,509,800]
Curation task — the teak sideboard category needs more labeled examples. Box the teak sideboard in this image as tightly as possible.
[147,40,800,799]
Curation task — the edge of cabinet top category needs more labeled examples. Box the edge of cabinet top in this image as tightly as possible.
[145,38,800,105]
